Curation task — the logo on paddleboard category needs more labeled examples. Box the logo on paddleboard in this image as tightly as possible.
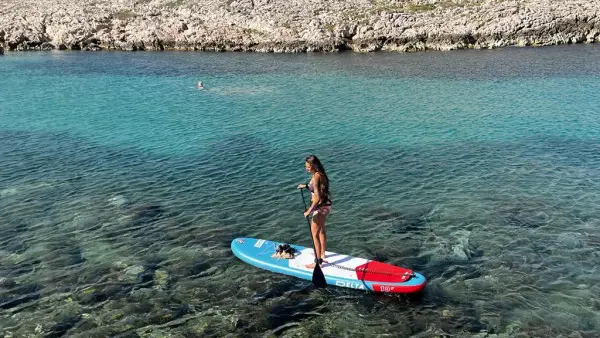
[335,281,366,290]
[254,239,265,248]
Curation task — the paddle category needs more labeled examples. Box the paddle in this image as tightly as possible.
[300,188,327,288]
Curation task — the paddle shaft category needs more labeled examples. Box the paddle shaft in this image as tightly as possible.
[300,188,317,256]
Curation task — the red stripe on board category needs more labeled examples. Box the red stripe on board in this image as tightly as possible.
[355,261,413,283]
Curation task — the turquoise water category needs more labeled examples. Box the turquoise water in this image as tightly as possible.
[1,45,600,337]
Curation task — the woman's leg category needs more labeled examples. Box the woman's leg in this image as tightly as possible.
[319,230,327,262]
[313,212,327,263]
[311,219,322,260]
[306,215,325,268]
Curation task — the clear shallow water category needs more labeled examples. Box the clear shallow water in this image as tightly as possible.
[1,45,600,337]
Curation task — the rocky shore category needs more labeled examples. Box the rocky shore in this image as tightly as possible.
[0,0,598,53]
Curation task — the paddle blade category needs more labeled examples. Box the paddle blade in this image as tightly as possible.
[312,264,327,288]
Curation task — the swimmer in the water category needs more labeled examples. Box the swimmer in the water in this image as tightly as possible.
[197,81,204,90]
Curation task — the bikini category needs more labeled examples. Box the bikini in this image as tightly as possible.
[307,179,331,216]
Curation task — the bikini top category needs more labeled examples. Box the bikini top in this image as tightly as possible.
[306,176,332,206]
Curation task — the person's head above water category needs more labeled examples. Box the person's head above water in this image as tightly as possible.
[197,81,204,89]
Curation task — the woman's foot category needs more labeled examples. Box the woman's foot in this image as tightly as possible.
[305,258,323,269]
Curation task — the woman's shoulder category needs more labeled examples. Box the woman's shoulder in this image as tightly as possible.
[314,172,326,182]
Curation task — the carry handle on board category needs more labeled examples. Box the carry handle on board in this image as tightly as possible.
[300,188,327,288]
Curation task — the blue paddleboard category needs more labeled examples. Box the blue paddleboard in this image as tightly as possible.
[231,237,426,293]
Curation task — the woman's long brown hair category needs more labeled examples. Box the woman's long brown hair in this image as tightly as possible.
[305,155,332,206]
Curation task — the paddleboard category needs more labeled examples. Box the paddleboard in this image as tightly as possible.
[231,237,426,293]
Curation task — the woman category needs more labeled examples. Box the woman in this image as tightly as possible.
[297,155,332,268]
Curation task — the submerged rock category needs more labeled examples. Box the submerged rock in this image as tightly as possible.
[44,315,82,338]
[497,200,552,229]
[0,187,18,197]
[451,230,478,261]
[0,277,17,288]
[153,269,169,287]
[76,284,125,305]
[107,195,128,208]
[427,229,482,263]
[0,251,25,265]
[124,203,165,223]
[44,243,86,268]
[556,232,584,249]
[266,299,323,332]
[0,283,42,310]
[119,265,146,284]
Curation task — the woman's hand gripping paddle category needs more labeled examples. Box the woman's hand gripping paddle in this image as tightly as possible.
[300,188,327,288]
